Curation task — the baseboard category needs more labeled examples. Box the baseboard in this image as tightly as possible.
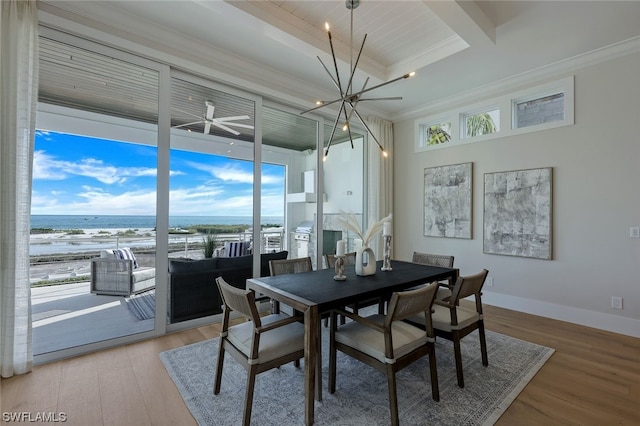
[482,291,640,338]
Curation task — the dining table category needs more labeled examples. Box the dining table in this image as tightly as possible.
[246,259,459,426]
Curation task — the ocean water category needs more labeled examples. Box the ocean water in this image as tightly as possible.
[31,215,284,230]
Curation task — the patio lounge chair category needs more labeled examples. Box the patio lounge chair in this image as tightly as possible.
[90,248,156,296]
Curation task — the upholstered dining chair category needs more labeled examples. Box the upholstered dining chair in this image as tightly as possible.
[268,256,313,315]
[214,277,305,426]
[329,283,440,426]
[407,269,489,388]
[412,251,455,301]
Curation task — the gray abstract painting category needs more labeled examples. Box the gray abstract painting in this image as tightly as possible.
[483,167,552,259]
[423,162,472,238]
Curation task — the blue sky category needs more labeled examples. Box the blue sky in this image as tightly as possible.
[32,130,285,217]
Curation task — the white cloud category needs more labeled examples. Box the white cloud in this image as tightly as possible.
[33,150,158,184]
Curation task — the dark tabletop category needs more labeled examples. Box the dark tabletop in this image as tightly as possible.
[247,260,458,312]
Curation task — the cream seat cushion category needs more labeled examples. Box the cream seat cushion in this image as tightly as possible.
[410,305,480,332]
[334,314,431,364]
[227,313,304,364]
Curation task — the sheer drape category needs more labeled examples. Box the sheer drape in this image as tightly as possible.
[0,0,38,377]
[365,116,393,256]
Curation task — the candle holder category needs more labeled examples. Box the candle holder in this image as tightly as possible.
[381,234,392,271]
[333,255,347,280]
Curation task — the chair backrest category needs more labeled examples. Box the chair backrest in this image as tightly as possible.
[224,241,250,257]
[412,251,454,268]
[324,252,357,269]
[269,257,313,276]
[386,282,439,326]
[216,276,261,326]
[450,269,489,313]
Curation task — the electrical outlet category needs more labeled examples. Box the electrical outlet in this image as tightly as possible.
[611,296,623,310]
[486,277,494,287]
[630,227,640,238]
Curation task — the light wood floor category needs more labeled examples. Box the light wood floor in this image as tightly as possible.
[1,305,639,425]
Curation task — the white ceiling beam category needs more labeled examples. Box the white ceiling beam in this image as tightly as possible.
[425,0,496,47]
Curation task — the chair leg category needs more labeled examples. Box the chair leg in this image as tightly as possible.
[478,320,489,367]
[329,316,337,394]
[452,332,465,388]
[243,366,258,426]
[386,366,399,426]
[428,343,439,402]
[213,341,225,394]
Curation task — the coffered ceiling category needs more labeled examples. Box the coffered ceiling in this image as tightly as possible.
[38,1,640,133]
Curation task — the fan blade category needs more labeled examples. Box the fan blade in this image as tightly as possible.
[204,121,212,134]
[205,103,215,120]
[215,115,251,122]
[212,122,240,135]
[214,122,254,129]
[173,120,204,129]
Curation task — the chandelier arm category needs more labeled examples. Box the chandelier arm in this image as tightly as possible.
[344,77,369,127]
[352,108,385,153]
[317,56,343,95]
[300,97,342,115]
[301,71,412,115]
[348,72,413,100]
[357,97,403,102]
[344,33,367,97]
[327,31,344,94]
[325,101,347,156]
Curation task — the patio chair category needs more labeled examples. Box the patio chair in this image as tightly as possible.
[214,277,304,426]
[329,283,440,426]
[90,248,155,296]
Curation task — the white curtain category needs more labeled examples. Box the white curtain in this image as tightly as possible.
[365,115,393,256]
[0,0,38,377]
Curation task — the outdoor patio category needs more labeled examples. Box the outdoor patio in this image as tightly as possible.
[31,281,155,355]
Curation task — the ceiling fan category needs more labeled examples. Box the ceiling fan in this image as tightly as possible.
[172,101,254,136]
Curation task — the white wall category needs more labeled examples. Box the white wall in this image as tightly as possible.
[393,52,640,337]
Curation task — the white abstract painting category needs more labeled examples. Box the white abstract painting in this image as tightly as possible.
[483,167,552,259]
[423,163,472,238]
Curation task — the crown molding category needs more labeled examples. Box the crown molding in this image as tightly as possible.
[393,36,640,122]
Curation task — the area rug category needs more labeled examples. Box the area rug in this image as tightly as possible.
[160,326,554,425]
[124,290,155,320]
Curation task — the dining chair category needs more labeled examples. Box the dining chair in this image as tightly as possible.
[325,252,385,318]
[213,277,305,426]
[329,283,440,426]
[268,256,313,315]
[412,251,455,301]
[406,269,489,388]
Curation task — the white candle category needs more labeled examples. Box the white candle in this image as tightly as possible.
[336,240,346,256]
[383,222,392,236]
[354,238,363,251]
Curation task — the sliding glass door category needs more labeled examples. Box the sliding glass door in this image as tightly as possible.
[33,32,163,357]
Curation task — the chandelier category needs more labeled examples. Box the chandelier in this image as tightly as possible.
[300,0,414,160]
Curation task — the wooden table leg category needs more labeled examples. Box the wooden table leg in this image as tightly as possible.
[304,306,318,425]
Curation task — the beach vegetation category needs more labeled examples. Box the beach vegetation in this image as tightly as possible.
[115,229,138,236]
[31,275,89,287]
[202,232,218,258]
[31,228,55,234]
[65,229,85,235]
